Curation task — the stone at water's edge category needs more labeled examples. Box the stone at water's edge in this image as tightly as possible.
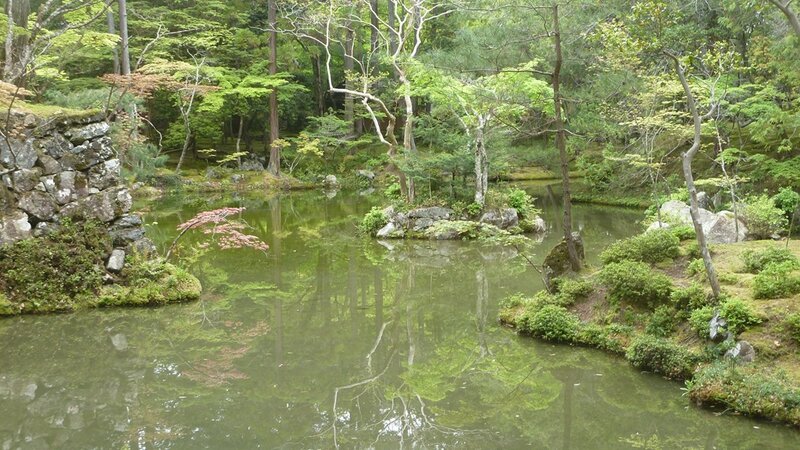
[480,208,518,229]
[106,249,126,273]
[542,232,585,288]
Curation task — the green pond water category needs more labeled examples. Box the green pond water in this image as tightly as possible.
[1,185,799,449]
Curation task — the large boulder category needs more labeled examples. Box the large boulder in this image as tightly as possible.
[109,214,146,246]
[0,210,32,244]
[725,340,756,364]
[542,233,585,288]
[64,187,132,223]
[702,212,747,244]
[36,133,73,159]
[88,158,121,191]
[480,208,519,230]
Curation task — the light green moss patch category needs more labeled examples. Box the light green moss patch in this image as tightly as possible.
[94,260,202,308]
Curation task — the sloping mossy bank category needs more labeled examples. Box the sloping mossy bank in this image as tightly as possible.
[0,220,201,316]
[500,228,800,426]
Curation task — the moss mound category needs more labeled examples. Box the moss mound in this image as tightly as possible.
[94,259,202,307]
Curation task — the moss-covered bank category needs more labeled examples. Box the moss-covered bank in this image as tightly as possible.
[500,229,800,426]
[0,220,201,316]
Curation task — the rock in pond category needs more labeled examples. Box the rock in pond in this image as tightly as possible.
[480,208,519,230]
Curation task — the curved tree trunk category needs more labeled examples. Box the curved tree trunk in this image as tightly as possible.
[769,0,800,36]
[669,54,722,299]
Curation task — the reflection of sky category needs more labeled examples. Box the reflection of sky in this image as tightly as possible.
[1,191,799,448]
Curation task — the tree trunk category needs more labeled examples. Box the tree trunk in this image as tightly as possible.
[236,115,244,168]
[770,0,800,36]
[474,118,489,207]
[107,10,120,74]
[118,0,131,75]
[3,0,30,85]
[388,0,397,55]
[267,0,280,175]
[370,0,380,52]
[311,53,324,116]
[401,77,416,203]
[669,54,722,299]
[344,24,356,134]
[552,4,581,271]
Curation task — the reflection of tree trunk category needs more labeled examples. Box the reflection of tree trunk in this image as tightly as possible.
[374,268,383,331]
[348,252,358,337]
[561,375,574,450]
[476,266,489,358]
[270,197,284,367]
[406,265,416,366]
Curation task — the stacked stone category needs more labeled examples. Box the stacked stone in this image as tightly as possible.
[0,110,152,271]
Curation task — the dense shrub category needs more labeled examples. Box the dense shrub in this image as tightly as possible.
[689,306,716,338]
[719,298,762,334]
[687,362,800,426]
[753,261,800,299]
[360,207,388,235]
[646,305,678,337]
[784,313,800,343]
[517,304,581,342]
[772,187,800,221]
[742,194,788,239]
[577,323,631,354]
[670,225,696,241]
[671,283,710,311]
[0,220,111,313]
[686,258,705,276]
[625,335,697,379]
[506,187,539,218]
[600,229,680,265]
[553,278,593,305]
[741,247,799,274]
[689,299,761,338]
[384,182,402,200]
[600,261,673,305]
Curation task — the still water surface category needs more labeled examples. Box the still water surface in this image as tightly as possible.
[1,186,799,449]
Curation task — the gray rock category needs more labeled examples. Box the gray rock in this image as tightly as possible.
[127,237,157,256]
[23,114,37,128]
[377,222,404,238]
[0,210,32,244]
[32,221,58,237]
[646,221,671,232]
[110,215,146,246]
[323,174,339,187]
[702,213,747,244]
[88,158,121,191]
[106,249,126,273]
[78,188,132,222]
[697,191,710,210]
[412,217,435,231]
[11,168,42,192]
[18,191,57,221]
[530,216,547,234]
[480,208,519,230]
[37,133,72,159]
[231,173,245,184]
[240,158,264,171]
[725,340,756,364]
[114,214,143,228]
[709,311,730,342]
[60,137,115,170]
[406,207,452,221]
[40,175,56,193]
[0,138,37,169]
[54,188,72,205]
[37,153,61,175]
[357,170,376,181]
[65,122,110,144]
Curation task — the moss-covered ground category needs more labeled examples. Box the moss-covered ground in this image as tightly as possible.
[0,221,201,317]
[500,232,800,426]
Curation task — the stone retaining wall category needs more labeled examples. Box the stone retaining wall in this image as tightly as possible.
[0,109,150,267]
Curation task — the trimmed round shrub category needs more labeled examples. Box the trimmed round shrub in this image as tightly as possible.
[625,335,697,379]
[741,247,799,274]
[753,261,800,299]
[742,194,788,239]
[670,225,696,241]
[719,298,762,335]
[518,304,581,342]
[553,278,593,305]
[600,229,680,265]
[600,260,673,306]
